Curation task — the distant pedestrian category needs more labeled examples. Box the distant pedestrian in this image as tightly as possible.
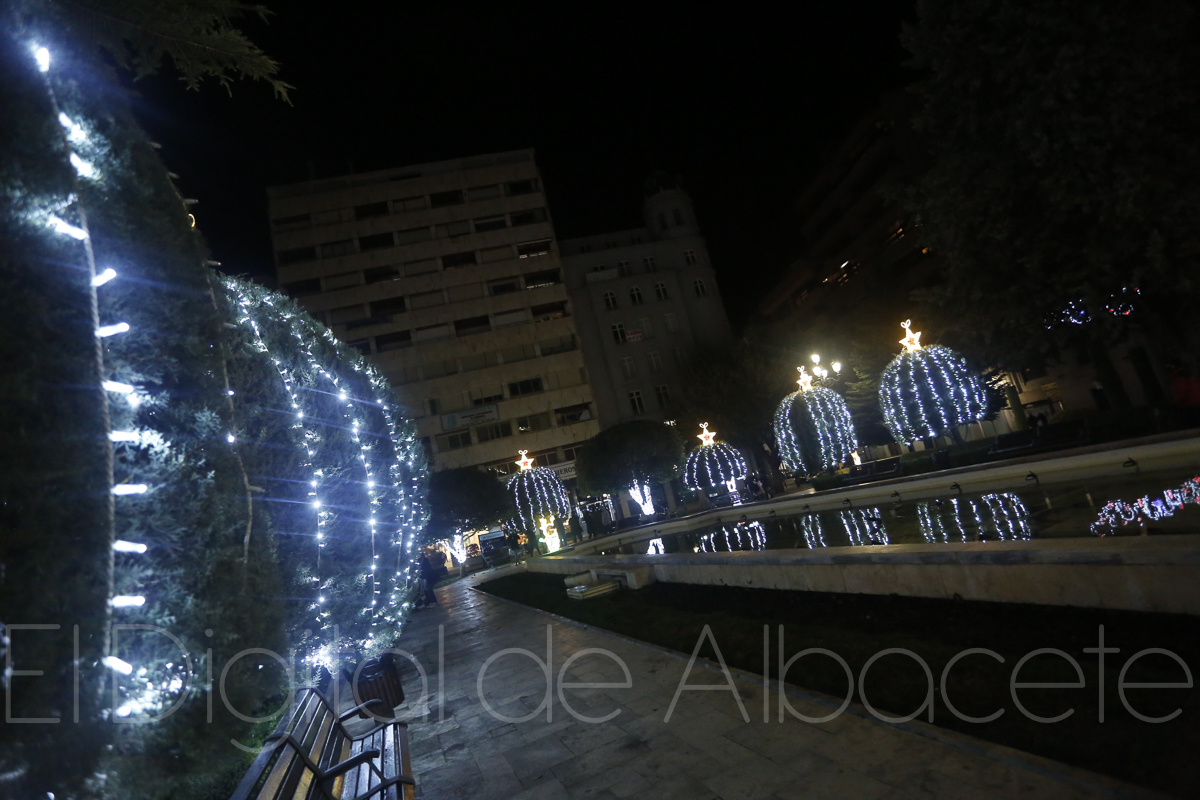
[417,553,438,607]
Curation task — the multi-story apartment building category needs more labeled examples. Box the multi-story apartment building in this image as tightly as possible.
[560,177,732,428]
[267,150,599,479]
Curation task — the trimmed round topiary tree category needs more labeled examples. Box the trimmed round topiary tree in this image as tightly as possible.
[774,367,858,476]
[878,320,988,444]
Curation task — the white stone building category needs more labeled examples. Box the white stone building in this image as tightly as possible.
[560,178,732,427]
[267,150,598,479]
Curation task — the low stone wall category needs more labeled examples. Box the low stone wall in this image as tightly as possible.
[527,535,1200,615]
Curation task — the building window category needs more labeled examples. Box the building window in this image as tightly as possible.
[369,296,406,317]
[654,282,669,301]
[530,301,568,321]
[629,286,644,305]
[617,260,632,277]
[638,317,654,338]
[684,249,697,265]
[505,179,538,196]
[538,334,575,355]
[673,209,685,226]
[364,265,400,284]
[375,330,412,352]
[580,243,593,253]
[664,312,678,332]
[648,351,662,373]
[436,220,471,238]
[468,184,502,201]
[347,338,371,355]
[435,430,472,451]
[555,403,593,426]
[508,377,545,397]
[359,232,395,251]
[657,213,668,232]
[429,189,464,208]
[673,347,687,367]
[321,239,355,258]
[277,247,316,266]
[524,269,561,289]
[655,384,670,408]
[443,251,477,270]
[489,276,521,295]
[620,356,636,379]
[510,208,548,226]
[517,239,552,258]
[475,421,513,443]
[694,279,707,297]
[474,215,507,232]
[629,391,645,414]
[472,388,503,405]
[396,226,433,245]
[284,278,321,296]
[643,256,657,272]
[454,315,491,336]
[603,291,618,310]
[353,201,390,220]
[517,412,552,433]
[611,323,626,344]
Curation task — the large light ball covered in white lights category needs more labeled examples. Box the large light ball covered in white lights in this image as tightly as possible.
[878,321,987,444]
[507,451,571,532]
[774,367,858,476]
[684,424,749,491]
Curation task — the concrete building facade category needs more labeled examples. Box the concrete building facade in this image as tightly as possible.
[560,178,732,428]
[267,150,598,479]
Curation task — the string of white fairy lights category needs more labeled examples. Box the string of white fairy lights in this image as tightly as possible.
[27,41,187,717]
[226,280,425,660]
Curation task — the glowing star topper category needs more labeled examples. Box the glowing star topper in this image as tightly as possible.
[899,319,923,353]
[697,422,717,447]
[796,366,815,393]
[515,450,534,471]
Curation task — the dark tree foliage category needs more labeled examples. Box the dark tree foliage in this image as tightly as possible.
[575,421,684,498]
[41,0,291,97]
[673,339,795,464]
[425,467,514,541]
[841,339,897,446]
[902,0,1200,371]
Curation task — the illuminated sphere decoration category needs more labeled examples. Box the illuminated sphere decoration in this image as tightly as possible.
[507,450,571,534]
[878,320,987,444]
[774,366,858,476]
[684,423,749,491]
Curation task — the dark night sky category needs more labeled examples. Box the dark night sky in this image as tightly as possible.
[128,1,917,329]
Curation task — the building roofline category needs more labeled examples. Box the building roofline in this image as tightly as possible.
[266,148,538,199]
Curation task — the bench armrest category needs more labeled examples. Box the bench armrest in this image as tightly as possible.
[339,699,382,722]
[322,748,381,779]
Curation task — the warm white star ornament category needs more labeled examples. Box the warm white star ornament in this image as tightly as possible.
[796,366,815,393]
[697,422,716,447]
[899,319,923,353]
[515,450,534,471]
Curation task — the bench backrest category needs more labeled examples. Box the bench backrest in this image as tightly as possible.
[229,688,351,800]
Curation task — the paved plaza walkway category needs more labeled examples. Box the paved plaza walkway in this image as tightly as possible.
[395,569,1157,800]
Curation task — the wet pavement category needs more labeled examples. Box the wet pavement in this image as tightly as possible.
[395,567,1157,800]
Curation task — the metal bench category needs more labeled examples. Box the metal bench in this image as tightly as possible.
[228,686,415,800]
